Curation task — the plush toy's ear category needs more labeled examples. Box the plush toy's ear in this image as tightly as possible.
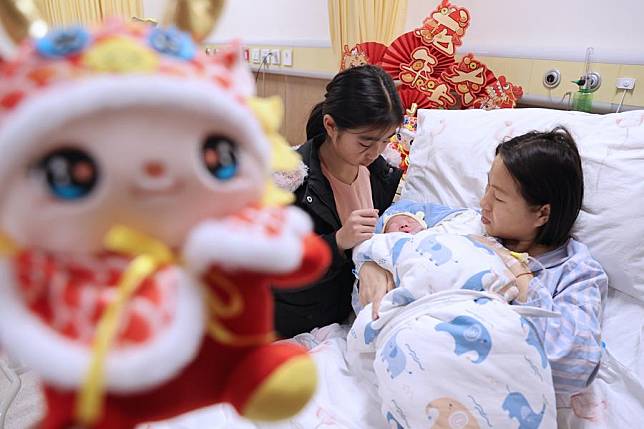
[212,40,255,98]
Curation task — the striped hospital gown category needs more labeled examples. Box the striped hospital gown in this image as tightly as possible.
[523,239,608,403]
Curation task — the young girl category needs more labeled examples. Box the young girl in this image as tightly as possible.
[359,127,608,404]
[273,65,404,337]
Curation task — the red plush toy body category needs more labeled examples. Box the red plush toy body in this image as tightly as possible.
[0,3,330,427]
[30,207,329,429]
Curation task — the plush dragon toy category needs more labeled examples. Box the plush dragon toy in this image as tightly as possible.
[0,0,330,427]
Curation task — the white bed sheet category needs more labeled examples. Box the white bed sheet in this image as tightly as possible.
[153,288,644,429]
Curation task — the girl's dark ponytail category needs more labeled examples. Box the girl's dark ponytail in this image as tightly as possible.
[306,102,325,141]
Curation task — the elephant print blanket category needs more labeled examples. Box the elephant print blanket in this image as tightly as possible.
[347,231,557,428]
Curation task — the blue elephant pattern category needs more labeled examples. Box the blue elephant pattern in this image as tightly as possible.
[385,411,405,429]
[502,392,546,429]
[390,288,416,306]
[462,270,492,291]
[380,330,407,379]
[521,318,548,369]
[364,321,380,345]
[435,315,492,364]
[416,235,452,266]
[392,237,411,265]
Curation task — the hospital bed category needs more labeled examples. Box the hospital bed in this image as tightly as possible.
[2,108,643,428]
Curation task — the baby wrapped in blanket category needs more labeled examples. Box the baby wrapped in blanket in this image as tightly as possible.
[347,201,557,429]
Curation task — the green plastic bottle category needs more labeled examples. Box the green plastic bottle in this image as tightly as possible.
[571,79,593,113]
[572,89,593,113]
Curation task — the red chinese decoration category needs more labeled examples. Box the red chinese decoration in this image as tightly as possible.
[441,53,496,107]
[472,76,525,109]
[340,42,388,71]
[415,0,470,56]
[339,0,523,112]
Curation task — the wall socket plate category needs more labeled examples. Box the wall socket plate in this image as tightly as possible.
[282,48,293,66]
[260,48,271,63]
[270,48,281,65]
[616,77,636,90]
[251,48,260,64]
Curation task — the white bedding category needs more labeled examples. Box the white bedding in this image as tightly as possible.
[151,289,643,428]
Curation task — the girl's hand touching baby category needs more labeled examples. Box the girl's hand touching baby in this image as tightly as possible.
[336,209,379,251]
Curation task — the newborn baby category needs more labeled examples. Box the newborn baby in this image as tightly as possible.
[382,211,427,234]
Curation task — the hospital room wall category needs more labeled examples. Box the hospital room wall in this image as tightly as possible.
[170,0,644,108]
[2,1,641,145]
[193,0,644,143]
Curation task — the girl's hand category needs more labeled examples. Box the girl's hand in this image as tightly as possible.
[358,261,395,320]
[336,208,379,251]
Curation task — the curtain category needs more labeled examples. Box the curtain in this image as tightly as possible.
[328,0,408,61]
[35,0,142,27]
[101,0,142,20]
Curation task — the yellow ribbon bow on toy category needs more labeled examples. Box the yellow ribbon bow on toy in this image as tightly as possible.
[76,225,175,425]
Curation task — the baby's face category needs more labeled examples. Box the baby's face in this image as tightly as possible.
[384,215,425,234]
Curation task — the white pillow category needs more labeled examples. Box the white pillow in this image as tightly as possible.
[402,108,644,302]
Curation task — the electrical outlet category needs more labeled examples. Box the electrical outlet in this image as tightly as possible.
[261,48,271,64]
[282,48,293,66]
[271,48,281,65]
[251,48,260,64]
[616,77,636,90]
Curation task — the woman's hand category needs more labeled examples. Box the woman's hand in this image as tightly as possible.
[336,208,379,251]
[358,261,395,320]
[467,235,533,302]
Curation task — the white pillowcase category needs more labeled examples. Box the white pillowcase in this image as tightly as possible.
[402,108,644,302]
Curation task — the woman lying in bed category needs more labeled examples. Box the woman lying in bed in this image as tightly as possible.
[357,127,608,404]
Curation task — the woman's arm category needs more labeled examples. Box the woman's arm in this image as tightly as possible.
[522,259,608,397]
[358,261,395,320]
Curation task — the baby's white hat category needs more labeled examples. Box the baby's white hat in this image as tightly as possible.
[382,211,427,232]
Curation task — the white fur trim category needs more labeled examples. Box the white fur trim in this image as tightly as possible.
[283,206,313,236]
[380,147,402,168]
[272,161,308,192]
[0,261,205,393]
[0,76,270,199]
[183,207,312,275]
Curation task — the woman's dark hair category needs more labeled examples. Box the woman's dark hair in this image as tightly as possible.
[306,65,404,141]
[496,127,583,248]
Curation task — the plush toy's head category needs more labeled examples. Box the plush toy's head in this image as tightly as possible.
[0,14,295,254]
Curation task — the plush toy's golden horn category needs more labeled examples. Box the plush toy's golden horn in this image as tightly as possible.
[0,0,48,43]
[163,0,224,42]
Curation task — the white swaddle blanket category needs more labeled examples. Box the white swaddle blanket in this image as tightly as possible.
[348,215,558,428]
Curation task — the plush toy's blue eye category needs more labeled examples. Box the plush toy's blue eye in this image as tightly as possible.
[37,148,98,200]
[202,136,238,181]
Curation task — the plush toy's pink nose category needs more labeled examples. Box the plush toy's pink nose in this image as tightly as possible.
[144,161,166,178]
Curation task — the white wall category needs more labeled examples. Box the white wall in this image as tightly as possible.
[143,0,331,47]
[406,0,644,64]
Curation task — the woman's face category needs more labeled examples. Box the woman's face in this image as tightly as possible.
[479,155,548,246]
[324,115,397,167]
